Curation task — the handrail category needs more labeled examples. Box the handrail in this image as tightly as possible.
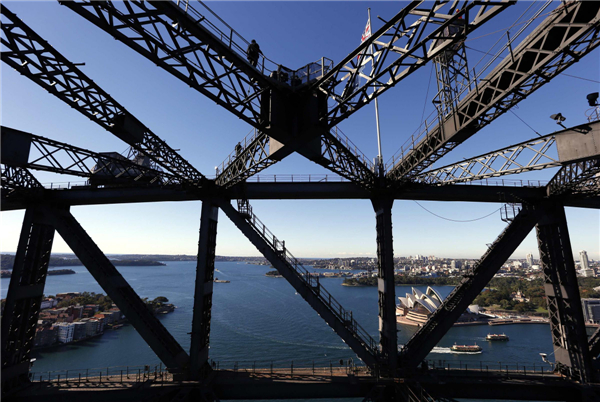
[238,203,378,354]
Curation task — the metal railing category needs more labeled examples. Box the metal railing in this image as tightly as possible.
[30,364,169,384]
[172,0,333,86]
[422,359,559,379]
[238,204,378,354]
[330,126,376,172]
[209,359,371,377]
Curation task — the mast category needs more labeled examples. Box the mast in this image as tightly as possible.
[369,8,383,175]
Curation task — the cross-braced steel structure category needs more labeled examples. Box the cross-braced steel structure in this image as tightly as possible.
[2,1,600,401]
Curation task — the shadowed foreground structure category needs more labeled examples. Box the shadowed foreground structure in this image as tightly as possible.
[2,1,600,400]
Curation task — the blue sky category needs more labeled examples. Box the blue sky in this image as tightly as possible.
[1,1,599,260]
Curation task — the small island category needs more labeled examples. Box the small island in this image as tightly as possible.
[265,270,283,278]
[1,254,166,269]
[1,269,76,278]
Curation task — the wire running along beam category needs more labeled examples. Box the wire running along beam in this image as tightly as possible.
[0,5,206,185]
[399,205,542,369]
[312,0,514,128]
[387,1,600,181]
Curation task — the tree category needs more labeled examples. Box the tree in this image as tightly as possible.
[153,296,169,304]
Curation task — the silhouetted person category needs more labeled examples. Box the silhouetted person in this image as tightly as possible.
[247,39,262,68]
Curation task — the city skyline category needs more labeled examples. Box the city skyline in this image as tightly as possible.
[1,1,599,260]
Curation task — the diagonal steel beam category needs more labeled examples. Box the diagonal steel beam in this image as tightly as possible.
[61,0,275,131]
[217,199,379,368]
[415,120,600,185]
[536,203,594,383]
[216,130,278,188]
[589,327,600,359]
[47,206,190,372]
[414,133,560,185]
[1,5,206,184]
[1,205,56,391]
[547,157,600,198]
[388,1,600,181]
[399,204,542,369]
[217,128,378,190]
[189,199,219,378]
[312,0,514,128]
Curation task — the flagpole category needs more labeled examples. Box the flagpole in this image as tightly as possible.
[369,8,383,175]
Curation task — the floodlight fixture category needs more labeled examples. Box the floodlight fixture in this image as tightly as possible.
[550,113,567,129]
[587,92,599,107]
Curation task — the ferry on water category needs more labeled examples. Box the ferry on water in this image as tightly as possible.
[451,343,482,353]
[486,333,509,341]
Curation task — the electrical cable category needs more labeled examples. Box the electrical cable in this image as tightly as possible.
[419,64,434,128]
[561,73,600,84]
[413,201,501,222]
[508,109,542,137]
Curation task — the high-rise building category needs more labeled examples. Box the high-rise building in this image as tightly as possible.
[580,250,590,270]
[526,253,534,267]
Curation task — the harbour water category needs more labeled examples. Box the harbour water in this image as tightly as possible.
[1,261,556,377]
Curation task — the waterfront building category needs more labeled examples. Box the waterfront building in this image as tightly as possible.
[72,321,87,340]
[80,318,98,337]
[582,298,600,323]
[56,322,74,343]
[34,325,57,348]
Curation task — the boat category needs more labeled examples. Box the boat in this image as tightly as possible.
[214,278,230,283]
[486,333,509,341]
[451,343,482,353]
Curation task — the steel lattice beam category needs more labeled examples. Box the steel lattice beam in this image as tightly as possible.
[218,199,379,369]
[216,130,277,188]
[1,165,43,191]
[1,6,206,184]
[388,1,600,181]
[399,204,541,369]
[217,128,378,190]
[189,199,219,378]
[1,126,184,187]
[590,327,600,359]
[47,206,190,372]
[415,120,600,185]
[1,205,56,392]
[548,157,600,197]
[311,0,514,128]
[415,134,559,185]
[536,203,594,383]
[61,0,274,131]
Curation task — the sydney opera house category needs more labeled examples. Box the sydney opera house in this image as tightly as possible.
[396,287,488,327]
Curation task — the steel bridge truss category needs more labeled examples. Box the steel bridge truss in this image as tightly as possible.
[548,157,600,197]
[0,6,205,184]
[387,1,600,181]
[61,0,271,130]
[415,133,560,185]
[1,127,184,187]
[3,1,600,400]
[312,0,514,128]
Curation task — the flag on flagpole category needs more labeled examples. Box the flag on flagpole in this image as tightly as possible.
[352,18,373,93]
